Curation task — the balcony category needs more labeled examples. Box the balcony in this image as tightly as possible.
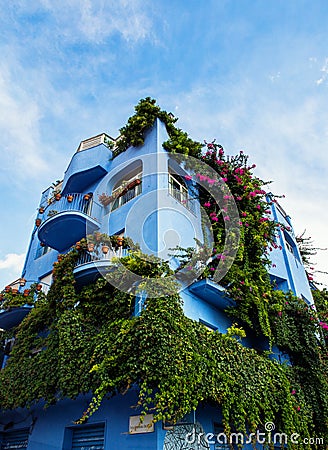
[61,134,114,194]
[73,247,128,286]
[189,279,235,310]
[0,280,49,330]
[37,194,101,252]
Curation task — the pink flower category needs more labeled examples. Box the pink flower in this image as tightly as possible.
[210,267,215,271]
[223,195,231,200]
[222,177,228,182]
[291,390,296,395]
[242,212,247,217]
[236,196,242,201]
[185,175,192,181]
[278,311,282,317]
[256,205,261,210]
[223,216,230,221]
[212,217,218,222]
[297,406,301,412]
[204,202,211,207]
[245,223,249,227]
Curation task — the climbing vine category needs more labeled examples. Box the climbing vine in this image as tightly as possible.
[0,98,327,448]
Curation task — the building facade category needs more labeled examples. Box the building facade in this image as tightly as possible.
[0,117,314,450]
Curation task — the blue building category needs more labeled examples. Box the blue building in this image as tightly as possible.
[0,113,314,450]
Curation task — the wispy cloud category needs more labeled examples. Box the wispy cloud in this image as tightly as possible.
[9,0,156,45]
[316,57,328,85]
[0,62,49,178]
[0,253,25,272]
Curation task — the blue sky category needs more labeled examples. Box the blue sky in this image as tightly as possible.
[0,0,327,287]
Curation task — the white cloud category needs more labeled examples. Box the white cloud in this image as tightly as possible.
[27,0,155,44]
[316,57,328,85]
[0,63,49,178]
[0,253,25,271]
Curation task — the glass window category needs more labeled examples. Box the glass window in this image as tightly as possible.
[168,173,196,214]
[111,171,142,212]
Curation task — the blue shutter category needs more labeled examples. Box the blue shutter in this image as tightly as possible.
[71,424,105,450]
[1,428,29,450]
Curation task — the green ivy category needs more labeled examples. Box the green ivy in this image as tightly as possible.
[0,99,327,449]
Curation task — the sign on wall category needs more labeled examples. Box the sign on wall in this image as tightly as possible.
[129,414,154,434]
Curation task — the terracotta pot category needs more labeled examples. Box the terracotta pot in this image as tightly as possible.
[84,194,91,201]
[39,207,45,214]
[35,218,41,227]
[135,179,141,185]
[87,243,95,252]
[11,288,18,295]
[75,241,81,250]
[102,245,109,254]
[67,195,73,202]
[19,278,26,286]
[23,289,30,297]
[117,237,123,247]
[5,286,11,293]
[55,193,61,201]
[36,284,42,291]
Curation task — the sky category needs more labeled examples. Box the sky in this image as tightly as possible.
[0,0,327,288]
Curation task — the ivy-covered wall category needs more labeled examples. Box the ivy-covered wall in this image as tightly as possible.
[0,98,327,449]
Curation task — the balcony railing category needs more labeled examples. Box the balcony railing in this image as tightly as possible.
[43,193,101,222]
[75,247,129,268]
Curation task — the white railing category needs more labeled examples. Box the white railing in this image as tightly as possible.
[75,247,129,267]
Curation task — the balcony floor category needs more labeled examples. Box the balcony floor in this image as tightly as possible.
[38,211,100,252]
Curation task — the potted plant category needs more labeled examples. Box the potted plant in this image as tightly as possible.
[84,193,93,201]
[67,194,74,202]
[35,218,42,227]
[98,193,113,207]
[39,207,45,214]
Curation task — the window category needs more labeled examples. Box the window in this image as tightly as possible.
[0,428,29,450]
[68,423,105,450]
[283,231,300,261]
[168,173,196,213]
[35,243,51,259]
[111,171,142,211]
[134,290,147,316]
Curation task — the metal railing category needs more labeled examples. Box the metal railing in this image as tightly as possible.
[75,247,129,268]
[43,193,101,222]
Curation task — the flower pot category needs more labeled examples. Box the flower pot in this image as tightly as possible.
[23,289,30,297]
[117,237,123,247]
[75,241,81,250]
[36,284,42,291]
[102,245,109,254]
[84,194,91,201]
[35,219,41,227]
[87,243,95,252]
[135,179,141,185]
[67,195,73,202]
[5,286,11,293]
[39,207,45,214]
[55,193,61,201]
[11,288,18,295]
[19,278,26,286]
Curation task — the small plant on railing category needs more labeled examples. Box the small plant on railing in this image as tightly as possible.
[98,193,114,207]
[47,210,58,218]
